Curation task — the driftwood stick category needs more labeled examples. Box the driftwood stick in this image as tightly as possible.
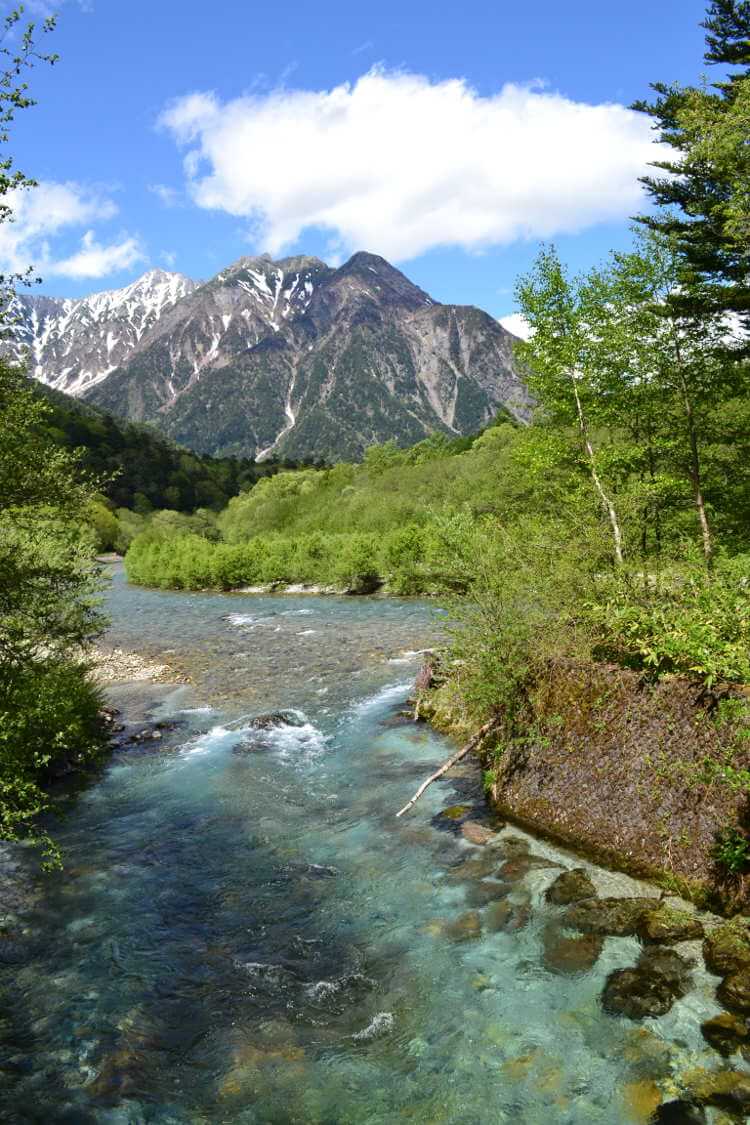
[395,715,502,817]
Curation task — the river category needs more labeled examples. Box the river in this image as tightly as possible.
[0,565,733,1123]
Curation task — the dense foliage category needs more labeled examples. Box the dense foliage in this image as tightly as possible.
[37,384,293,536]
[0,363,107,864]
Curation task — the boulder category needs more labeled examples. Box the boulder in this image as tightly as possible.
[565,896,654,937]
[700,1011,749,1057]
[717,968,750,1014]
[637,905,704,945]
[544,868,597,906]
[703,918,750,977]
[601,948,692,1019]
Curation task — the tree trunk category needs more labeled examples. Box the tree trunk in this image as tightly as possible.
[672,336,713,566]
[571,379,625,565]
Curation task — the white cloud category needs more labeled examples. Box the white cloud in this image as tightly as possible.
[0,180,144,281]
[44,230,143,279]
[149,183,181,207]
[159,69,660,262]
[499,312,532,340]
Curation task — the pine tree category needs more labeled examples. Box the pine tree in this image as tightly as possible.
[632,1,750,328]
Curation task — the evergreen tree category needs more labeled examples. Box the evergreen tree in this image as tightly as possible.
[632,1,750,328]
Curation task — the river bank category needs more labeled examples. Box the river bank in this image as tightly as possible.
[5,569,749,1121]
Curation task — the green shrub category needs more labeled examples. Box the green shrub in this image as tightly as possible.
[0,659,106,866]
[589,558,750,687]
[713,826,750,875]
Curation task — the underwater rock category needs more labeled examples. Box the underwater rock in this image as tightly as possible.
[682,1067,750,1116]
[461,821,498,846]
[443,911,482,942]
[601,948,692,1020]
[436,804,473,821]
[542,925,603,975]
[717,968,750,1014]
[465,880,512,908]
[700,1011,749,1056]
[703,918,750,977]
[445,851,499,882]
[637,905,704,945]
[565,896,655,936]
[544,867,597,906]
[648,1101,706,1124]
[485,896,531,934]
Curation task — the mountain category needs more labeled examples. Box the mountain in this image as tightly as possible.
[8,252,528,461]
[7,269,197,396]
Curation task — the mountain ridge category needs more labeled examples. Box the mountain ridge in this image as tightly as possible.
[6,251,529,461]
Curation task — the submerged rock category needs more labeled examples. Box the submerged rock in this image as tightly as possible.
[717,968,750,1013]
[465,880,512,908]
[485,896,531,934]
[700,1011,749,1056]
[703,918,750,977]
[542,926,603,975]
[637,905,704,945]
[437,804,473,821]
[444,911,482,942]
[682,1067,750,1116]
[601,948,692,1020]
[461,821,499,846]
[565,896,655,937]
[544,868,597,906]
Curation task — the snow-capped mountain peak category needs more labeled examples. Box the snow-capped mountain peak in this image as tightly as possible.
[6,268,197,395]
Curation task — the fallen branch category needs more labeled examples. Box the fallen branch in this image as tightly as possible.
[395,715,503,817]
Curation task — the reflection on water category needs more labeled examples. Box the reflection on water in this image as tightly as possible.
[0,566,739,1122]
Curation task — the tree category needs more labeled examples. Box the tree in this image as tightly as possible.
[585,231,739,565]
[632,1,750,329]
[515,246,626,564]
[0,12,107,864]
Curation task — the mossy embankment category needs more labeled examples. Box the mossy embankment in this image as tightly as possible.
[419,658,750,913]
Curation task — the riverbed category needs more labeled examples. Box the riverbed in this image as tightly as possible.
[0,565,740,1122]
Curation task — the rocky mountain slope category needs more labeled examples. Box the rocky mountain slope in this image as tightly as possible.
[8,252,528,461]
[7,269,197,396]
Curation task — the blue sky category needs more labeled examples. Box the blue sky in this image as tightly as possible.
[7,0,709,322]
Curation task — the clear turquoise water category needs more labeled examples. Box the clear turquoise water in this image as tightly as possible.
[0,566,736,1123]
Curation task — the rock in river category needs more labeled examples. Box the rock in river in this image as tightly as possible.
[648,1101,706,1124]
[703,917,750,977]
[444,911,482,942]
[544,867,597,906]
[700,1011,749,1056]
[565,896,655,937]
[248,710,306,731]
[717,968,750,1014]
[637,905,704,945]
[542,925,603,975]
[602,948,693,1019]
